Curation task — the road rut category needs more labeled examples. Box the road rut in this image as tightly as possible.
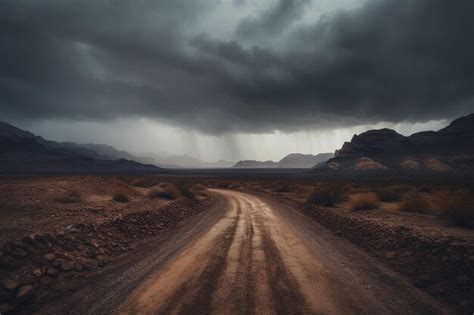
[116,190,448,314]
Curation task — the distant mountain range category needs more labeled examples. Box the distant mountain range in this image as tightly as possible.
[139,153,235,169]
[0,122,160,174]
[0,122,237,172]
[233,153,334,168]
[5,112,472,176]
[314,113,474,176]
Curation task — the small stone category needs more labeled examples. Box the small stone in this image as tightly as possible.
[18,274,36,287]
[1,280,18,291]
[16,285,34,302]
[90,239,100,248]
[43,253,57,262]
[32,268,43,277]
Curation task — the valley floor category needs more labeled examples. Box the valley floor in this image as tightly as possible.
[0,175,473,313]
[40,190,447,314]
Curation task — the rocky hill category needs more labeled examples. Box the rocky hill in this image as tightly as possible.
[314,113,474,176]
[0,122,161,174]
[279,153,334,168]
[234,153,334,168]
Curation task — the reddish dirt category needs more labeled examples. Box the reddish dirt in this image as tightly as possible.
[0,176,173,246]
[41,190,447,314]
[0,175,212,313]
[229,181,474,313]
[1,176,473,314]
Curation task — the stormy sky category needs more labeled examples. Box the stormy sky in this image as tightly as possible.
[1,0,473,161]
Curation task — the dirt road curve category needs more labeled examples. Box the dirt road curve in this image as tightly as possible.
[40,190,449,314]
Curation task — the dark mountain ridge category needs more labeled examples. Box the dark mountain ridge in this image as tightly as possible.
[316,113,474,175]
[0,122,161,174]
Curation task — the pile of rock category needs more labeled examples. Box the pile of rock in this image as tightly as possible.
[0,196,214,313]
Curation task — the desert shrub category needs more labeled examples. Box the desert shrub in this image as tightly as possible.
[375,187,401,202]
[148,183,181,200]
[113,190,129,203]
[176,181,209,199]
[307,185,347,207]
[435,191,474,227]
[177,182,196,198]
[398,193,432,214]
[273,185,293,193]
[130,177,160,187]
[349,193,380,211]
[56,190,82,203]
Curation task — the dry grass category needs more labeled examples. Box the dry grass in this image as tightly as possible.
[148,183,181,200]
[177,182,196,199]
[349,193,380,211]
[307,185,347,207]
[375,187,402,202]
[435,191,474,227]
[398,193,432,214]
[112,190,129,203]
[55,190,82,204]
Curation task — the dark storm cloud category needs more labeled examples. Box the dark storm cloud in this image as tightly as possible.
[236,0,310,39]
[1,0,474,134]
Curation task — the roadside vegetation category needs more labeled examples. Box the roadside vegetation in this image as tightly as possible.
[306,185,347,206]
[398,193,432,214]
[349,193,380,211]
[112,190,130,203]
[436,190,474,227]
[375,187,401,202]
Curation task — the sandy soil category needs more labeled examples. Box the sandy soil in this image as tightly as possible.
[0,176,172,246]
[41,190,449,314]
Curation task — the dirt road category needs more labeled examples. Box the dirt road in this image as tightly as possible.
[40,190,449,314]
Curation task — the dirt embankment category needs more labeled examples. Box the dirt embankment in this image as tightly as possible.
[0,196,216,314]
[239,188,474,313]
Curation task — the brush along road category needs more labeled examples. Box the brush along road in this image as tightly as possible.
[40,189,449,314]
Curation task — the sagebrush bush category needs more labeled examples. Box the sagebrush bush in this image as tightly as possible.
[398,194,432,214]
[349,193,380,211]
[375,187,401,202]
[178,182,196,198]
[436,191,474,227]
[307,185,347,206]
[113,190,129,203]
[55,190,82,204]
[148,183,181,200]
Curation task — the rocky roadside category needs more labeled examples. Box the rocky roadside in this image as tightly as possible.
[244,189,474,313]
[0,196,216,314]
[299,205,474,313]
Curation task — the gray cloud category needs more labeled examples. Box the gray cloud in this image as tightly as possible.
[236,0,310,39]
[1,0,473,134]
